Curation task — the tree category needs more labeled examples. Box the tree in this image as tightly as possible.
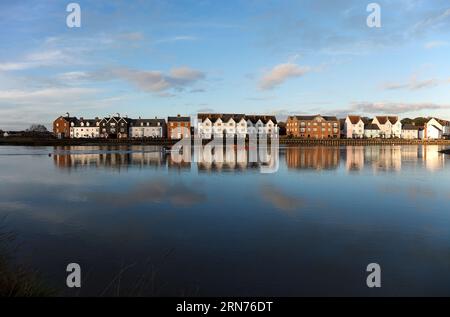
[26,124,48,133]
[413,117,428,127]
[401,118,413,125]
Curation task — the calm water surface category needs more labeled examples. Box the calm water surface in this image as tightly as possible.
[0,144,450,296]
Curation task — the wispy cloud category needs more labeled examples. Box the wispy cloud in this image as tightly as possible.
[259,63,311,90]
[345,101,449,115]
[425,40,449,49]
[0,50,76,71]
[154,35,198,44]
[109,66,206,93]
[382,76,441,91]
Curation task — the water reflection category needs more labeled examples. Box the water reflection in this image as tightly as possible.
[1,144,450,296]
[52,145,448,173]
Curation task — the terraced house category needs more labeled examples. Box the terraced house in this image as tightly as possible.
[99,114,129,139]
[70,117,101,138]
[372,116,402,138]
[129,118,166,138]
[344,115,365,139]
[168,115,191,139]
[286,115,340,139]
[197,114,277,139]
[53,114,78,139]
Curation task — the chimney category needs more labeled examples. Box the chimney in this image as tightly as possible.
[155,116,157,119]
[80,117,84,121]
[177,114,181,117]
[95,117,99,120]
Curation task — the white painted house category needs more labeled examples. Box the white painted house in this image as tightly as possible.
[197,114,277,138]
[364,123,381,138]
[372,116,402,138]
[129,118,166,138]
[424,118,443,140]
[70,118,101,138]
[344,115,364,139]
[401,124,420,139]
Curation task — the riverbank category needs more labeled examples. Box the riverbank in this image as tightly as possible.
[1,136,450,146]
[0,230,53,297]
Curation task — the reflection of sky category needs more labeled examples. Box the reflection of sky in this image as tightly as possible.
[0,145,450,296]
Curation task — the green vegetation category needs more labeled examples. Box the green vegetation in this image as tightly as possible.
[0,228,54,297]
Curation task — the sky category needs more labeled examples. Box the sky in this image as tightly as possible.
[0,0,449,130]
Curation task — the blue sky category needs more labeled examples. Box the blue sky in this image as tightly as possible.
[0,0,449,129]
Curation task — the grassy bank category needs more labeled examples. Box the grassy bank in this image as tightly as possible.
[0,228,54,297]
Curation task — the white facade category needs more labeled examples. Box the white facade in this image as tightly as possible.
[130,126,163,138]
[425,118,443,139]
[344,116,364,139]
[401,128,419,139]
[197,114,276,139]
[198,118,213,139]
[70,120,100,138]
[364,126,380,138]
[372,116,402,138]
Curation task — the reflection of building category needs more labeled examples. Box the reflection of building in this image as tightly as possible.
[286,115,340,139]
[286,146,340,170]
[370,146,402,172]
[346,146,364,171]
[53,146,165,169]
[168,115,191,139]
[422,145,445,171]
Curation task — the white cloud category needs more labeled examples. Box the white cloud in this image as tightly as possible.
[259,63,311,90]
[154,36,198,44]
[382,76,441,91]
[424,40,448,49]
[0,49,76,72]
[98,66,205,94]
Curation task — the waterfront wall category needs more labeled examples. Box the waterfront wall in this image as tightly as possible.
[1,136,450,147]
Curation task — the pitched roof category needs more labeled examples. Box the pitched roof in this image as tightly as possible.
[289,115,338,122]
[365,123,380,130]
[375,116,399,124]
[347,115,362,124]
[168,116,190,122]
[130,118,166,127]
[402,124,420,130]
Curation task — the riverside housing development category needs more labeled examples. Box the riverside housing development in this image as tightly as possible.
[49,113,450,140]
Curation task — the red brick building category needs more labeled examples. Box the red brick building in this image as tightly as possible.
[53,115,78,139]
[167,115,191,139]
[286,115,340,139]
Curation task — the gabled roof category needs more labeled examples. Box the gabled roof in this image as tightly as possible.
[347,115,362,124]
[431,125,442,132]
[375,116,399,125]
[198,113,246,123]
